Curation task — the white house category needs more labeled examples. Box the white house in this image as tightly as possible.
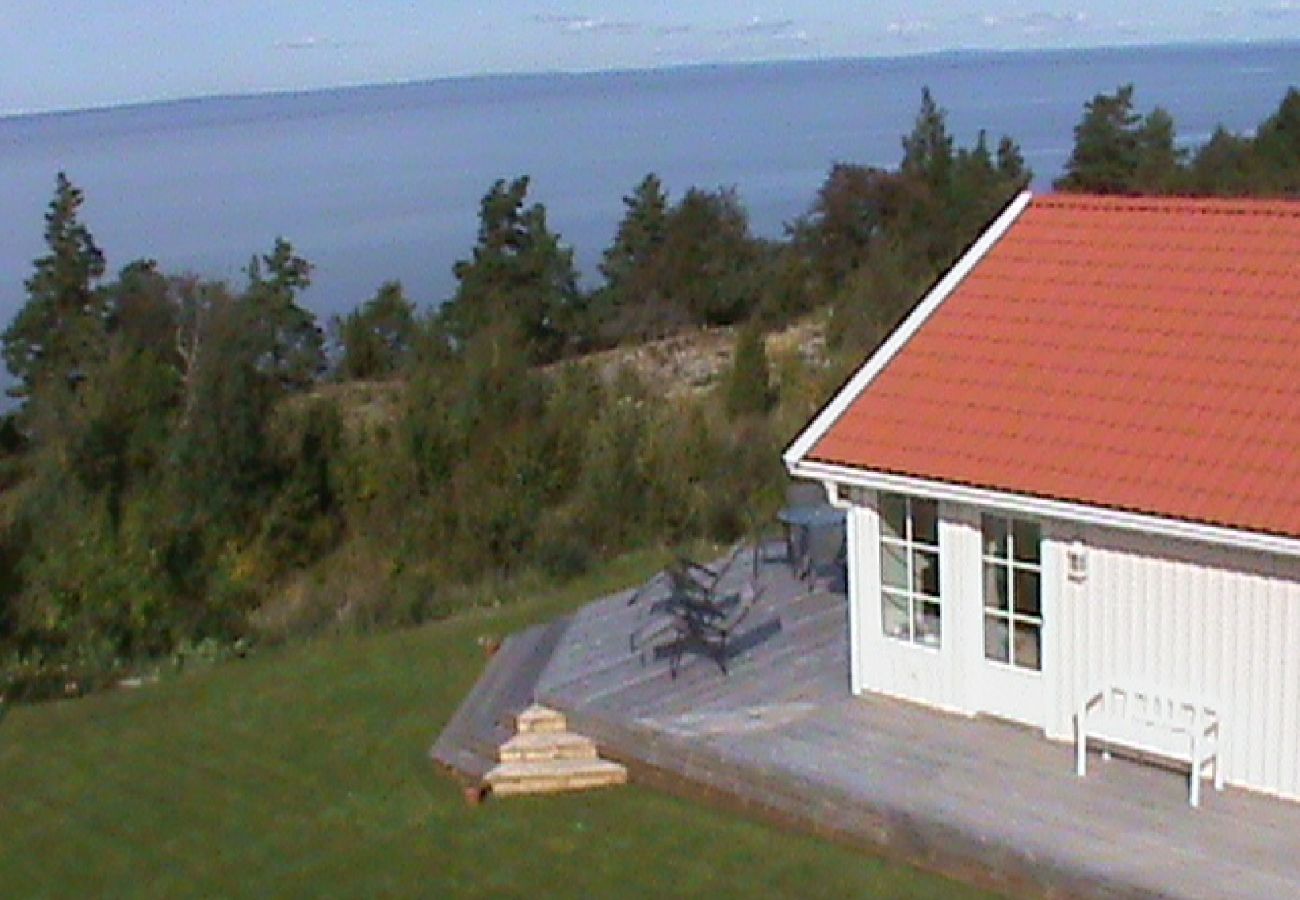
[785,192,1300,801]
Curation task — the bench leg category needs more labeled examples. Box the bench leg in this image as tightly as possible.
[1075,716,1087,778]
[1190,735,1202,808]
[1214,750,1225,792]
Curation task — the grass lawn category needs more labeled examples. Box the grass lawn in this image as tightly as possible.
[0,550,994,898]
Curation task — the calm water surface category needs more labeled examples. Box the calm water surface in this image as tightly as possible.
[2,41,1298,331]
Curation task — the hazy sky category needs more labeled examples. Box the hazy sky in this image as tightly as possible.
[2,1,1298,114]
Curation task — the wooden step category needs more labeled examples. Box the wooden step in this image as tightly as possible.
[485,758,628,796]
[516,703,567,735]
[499,731,598,763]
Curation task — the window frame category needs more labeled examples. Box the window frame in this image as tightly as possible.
[981,514,1044,672]
[878,493,942,649]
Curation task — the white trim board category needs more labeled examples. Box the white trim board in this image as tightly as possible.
[790,459,1300,560]
[782,190,1033,469]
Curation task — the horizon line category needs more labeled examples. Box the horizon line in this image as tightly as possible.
[3,36,1296,123]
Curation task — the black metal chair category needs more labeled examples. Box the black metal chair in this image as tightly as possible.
[664,574,761,678]
[627,544,763,677]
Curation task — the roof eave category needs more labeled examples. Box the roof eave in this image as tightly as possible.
[791,458,1300,560]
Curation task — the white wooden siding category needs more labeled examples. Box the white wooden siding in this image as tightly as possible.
[844,487,1300,801]
[1049,526,1300,801]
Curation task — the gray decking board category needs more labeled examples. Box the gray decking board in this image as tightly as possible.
[527,555,1300,900]
[430,615,571,781]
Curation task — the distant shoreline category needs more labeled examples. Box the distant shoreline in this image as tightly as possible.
[4,37,1297,123]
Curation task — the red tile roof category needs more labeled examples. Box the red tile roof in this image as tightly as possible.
[807,194,1300,541]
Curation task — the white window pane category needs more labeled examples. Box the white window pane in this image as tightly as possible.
[1014,622,1042,671]
[912,498,939,546]
[984,615,1009,663]
[880,493,906,541]
[983,563,1008,612]
[915,602,941,647]
[882,591,910,640]
[913,549,941,597]
[881,543,908,589]
[1014,569,1041,619]
[1013,519,1041,564]
[982,516,1008,558]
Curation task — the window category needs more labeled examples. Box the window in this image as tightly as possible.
[879,493,941,647]
[982,515,1042,671]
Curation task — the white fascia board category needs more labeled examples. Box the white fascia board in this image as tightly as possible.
[792,459,1300,560]
[782,190,1034,470]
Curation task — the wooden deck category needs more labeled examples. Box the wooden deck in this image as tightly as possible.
[526,551,1300,899]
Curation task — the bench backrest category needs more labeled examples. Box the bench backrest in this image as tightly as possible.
[1083,684,1219,762]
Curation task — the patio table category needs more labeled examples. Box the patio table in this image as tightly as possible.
[776,504,845,582]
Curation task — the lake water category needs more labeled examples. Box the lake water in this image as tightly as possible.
[2,41,1299,333]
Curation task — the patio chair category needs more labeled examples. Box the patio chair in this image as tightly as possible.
[628,545,746,654]
[628,543,763,676]
[666,574,762,678]
[801,524,847,593]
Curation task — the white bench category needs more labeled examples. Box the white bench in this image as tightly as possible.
[1075,684,1224,807]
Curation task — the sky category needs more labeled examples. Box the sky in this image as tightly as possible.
[1,1,1298,115]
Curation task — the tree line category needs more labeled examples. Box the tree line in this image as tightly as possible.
[0,84,1296,696]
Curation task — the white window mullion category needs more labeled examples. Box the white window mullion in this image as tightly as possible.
[879,493,941,649]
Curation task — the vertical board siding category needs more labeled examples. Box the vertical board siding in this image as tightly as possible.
[841,487,1300,801]
[846,505,864,695]
[1064,528,1300,800]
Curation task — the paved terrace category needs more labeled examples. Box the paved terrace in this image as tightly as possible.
[524,551,1300,900]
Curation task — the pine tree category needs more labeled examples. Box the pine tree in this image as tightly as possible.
[243,238,322,391]
[600,173,669,291]
[3,172,108,401]
[996,136,1030,188]
[442,177,581,363]
[1133,107,1185,193]
[901,87,955,195]
[1189,127,1256,195]
[1056,85,1143,194]
[1252,88,1300,192]
[332,281,416,380]
[659,187,758,326]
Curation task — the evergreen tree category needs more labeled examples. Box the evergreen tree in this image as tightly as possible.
[996,136,1030,188]
[657,186,759,326]
[724,322,775,419]
[1189,127,1257,195]
[1252,88,1300,192]
[600,173,669,292]
[1133,107,1185,193]
[592,180,762,339]
[332,281,416,380]
[3,173,108,401]
[66,342,179,530]
[442,177,581,363]
[244,238,322,391]
[588,174,673,343]
[105,259,181,368]
[1056,85,1142,193]
[900,87,954,195]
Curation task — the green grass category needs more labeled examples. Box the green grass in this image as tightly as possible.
[0,550,992,898]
